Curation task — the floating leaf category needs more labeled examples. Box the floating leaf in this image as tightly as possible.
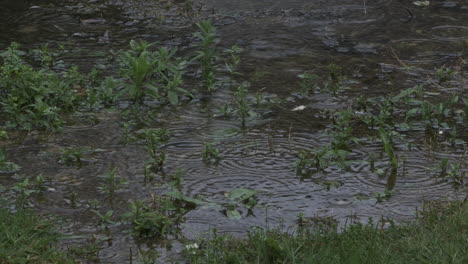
[166,191,207,206]
[413,1,430,6]
[226,188,257,202]
[226,208,242,220]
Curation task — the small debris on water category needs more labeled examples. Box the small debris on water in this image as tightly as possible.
[291,105,306,111]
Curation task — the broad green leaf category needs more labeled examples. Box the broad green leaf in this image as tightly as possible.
[226,188,257,202]
[168,90,179,105]
[226,208,242,220]
[166,191,206,206]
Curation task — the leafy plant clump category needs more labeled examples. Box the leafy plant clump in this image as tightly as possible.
[119,40,192,105]
[0,43,83,130]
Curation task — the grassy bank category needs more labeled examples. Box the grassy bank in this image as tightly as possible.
[0,209,72,264]
[186,200,467,264]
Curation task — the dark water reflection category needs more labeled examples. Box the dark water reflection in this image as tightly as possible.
[1,0,467,262]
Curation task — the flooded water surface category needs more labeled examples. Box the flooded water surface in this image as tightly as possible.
[0,0,467,262]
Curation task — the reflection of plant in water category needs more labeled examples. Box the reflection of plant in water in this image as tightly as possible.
[0,147,20,173]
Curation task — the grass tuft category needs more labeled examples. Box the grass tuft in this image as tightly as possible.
[0,209,72,264]
[186,200,467,264]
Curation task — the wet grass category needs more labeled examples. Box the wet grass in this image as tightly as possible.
[185,200,468,264]
[0,209,72,264]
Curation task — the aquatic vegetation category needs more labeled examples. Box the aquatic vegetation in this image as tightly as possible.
[0,43,83,130]
[93,210,115,230]
[297,72,318,96]
[295,150,311,177]
[59,147,83,167]
[224,45,243,77]
[119,42,158,103]
[447,162,464,186]
[135,248,159,264]
[0,3,466,263]
[224,188,258,219]
[33,175,47,193]
[234,84,251,126]
[92,76,122,108]
[379,128,398,169]
[166,169,184,190]
[202,142,221,164]
[11,178,37,208]
[144,129,170,173]
[434,65,454,83]
[438,158,449,178]
[67,190,78,209]
[375,190,393,203]
[0,147,20,173]
[329,110,359,151]
[97,168,127,200]
[120,40,191,104]
[193,20,218,91]
[122,196,185,239]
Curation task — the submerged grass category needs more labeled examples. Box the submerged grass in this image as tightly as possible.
[186,200,467,264]
[0,209,72,264]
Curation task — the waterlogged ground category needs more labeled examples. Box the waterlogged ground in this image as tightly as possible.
[1,0,467,262]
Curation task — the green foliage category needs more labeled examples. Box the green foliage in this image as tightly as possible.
[122,196,185,239]
[224,45,243,77]
[0,209,72,263]
[186,201,468,264]
[59,147,83,167]
[88,76,122,108]
[0,43,82,130]
[97,168,127,200]
[0,147,20,173]
[193,20,218,90]
[297,72,318,96]
[234,84,250,126]
[435,65,454,83]
[144,128,170,173]
[202,142,221,164]
[93,210,115,230]
[11,178,37,208]
[119,40,192,104]
[295,150,311,177]
[379,128,398,169]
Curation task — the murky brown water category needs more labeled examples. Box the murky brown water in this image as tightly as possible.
[1,0,467,263]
